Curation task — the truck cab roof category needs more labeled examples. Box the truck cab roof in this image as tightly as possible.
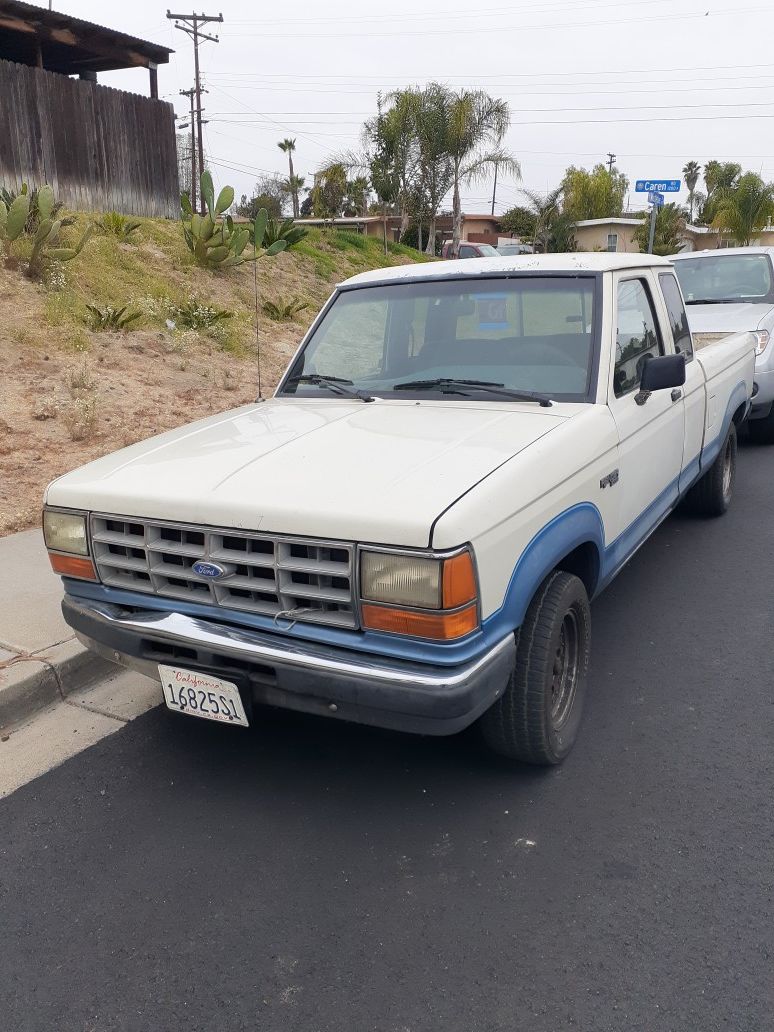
[341,252,673,288]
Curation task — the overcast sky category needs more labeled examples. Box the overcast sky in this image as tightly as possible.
[52,0,774,216]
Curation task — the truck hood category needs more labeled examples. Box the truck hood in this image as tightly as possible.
[685,301,773,333]
[46,398,569,547]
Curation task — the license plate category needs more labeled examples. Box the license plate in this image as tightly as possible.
[159,665,249,727]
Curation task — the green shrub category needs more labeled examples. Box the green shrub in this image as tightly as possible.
[259,216,308,248]
[84,304,141,331]
[262,296,310,321]
[97,212,142,238]
[169,297,232,330]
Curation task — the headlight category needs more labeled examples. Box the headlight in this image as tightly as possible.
[43,509,88,555]
[361,552,442,609]
[753,329,770,356]
[360,548,479,640]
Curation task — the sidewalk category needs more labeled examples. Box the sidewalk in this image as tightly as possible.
[0,529,115,731]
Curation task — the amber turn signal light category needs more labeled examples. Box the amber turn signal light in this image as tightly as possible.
[48,553,97,580]
[361,602,478,641]
[442,551,477,609]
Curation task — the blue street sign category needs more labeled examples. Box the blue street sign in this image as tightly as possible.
[635,179,681,193]
[648,191,665,207]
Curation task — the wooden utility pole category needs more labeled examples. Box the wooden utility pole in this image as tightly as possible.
[167,10,223,214]
[179,88,197,211]
[606,152,616,173]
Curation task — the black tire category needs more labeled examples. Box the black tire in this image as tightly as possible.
[479,571,591,765]
[686,422,737,517]
[747,409,774,444]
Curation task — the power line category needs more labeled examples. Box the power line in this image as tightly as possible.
[204,61,774,82]
[219,6,770,39]
[167,9,223,213]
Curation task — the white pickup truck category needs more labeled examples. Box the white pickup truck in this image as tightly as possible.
[43,254,754,764]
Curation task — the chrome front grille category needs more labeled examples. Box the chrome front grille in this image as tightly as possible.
[90,515,358,629]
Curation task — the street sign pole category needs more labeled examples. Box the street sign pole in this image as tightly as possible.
[647,203,658,254]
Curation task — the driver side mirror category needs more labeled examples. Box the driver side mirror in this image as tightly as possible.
[635,353,686,406]
[640,353,686,392]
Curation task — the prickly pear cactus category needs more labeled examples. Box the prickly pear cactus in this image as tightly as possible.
[180,172,287,269]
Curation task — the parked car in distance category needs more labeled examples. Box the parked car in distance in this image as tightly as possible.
[672,246,774,442]
[44,255,754,765]
[497,243,534,256]
[441,241,500,259]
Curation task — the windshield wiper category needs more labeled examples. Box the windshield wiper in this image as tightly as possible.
[285,374,374,403]
[393,377,553,407]
[684,298,750,305]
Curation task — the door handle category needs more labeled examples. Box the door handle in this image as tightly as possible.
[671,389,682,402]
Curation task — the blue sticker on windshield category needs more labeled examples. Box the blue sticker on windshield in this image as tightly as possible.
[472,294,509,330]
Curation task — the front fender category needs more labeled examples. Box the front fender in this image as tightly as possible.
[480,503,605,640]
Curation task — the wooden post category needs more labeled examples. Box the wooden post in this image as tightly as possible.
[149,62,158,100]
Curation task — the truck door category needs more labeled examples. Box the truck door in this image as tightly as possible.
[606,273,685,549]
[656,271,705,490]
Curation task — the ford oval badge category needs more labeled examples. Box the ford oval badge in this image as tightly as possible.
[192,560,226,579]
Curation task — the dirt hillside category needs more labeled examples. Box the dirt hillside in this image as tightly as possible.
[0,217,425,535]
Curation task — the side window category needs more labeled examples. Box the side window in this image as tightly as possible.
[606,233,618,252]
[458,245,476,258]
[659,273,694,361]
[614,279,663,397]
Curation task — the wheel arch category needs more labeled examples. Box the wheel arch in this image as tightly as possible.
[481,503,605,638]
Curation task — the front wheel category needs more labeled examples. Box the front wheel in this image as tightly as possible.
[686,422,737,517]
[479,571,591,765]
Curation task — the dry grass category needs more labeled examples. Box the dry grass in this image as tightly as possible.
[0,217,427,535]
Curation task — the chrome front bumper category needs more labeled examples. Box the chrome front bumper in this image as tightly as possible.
[62,595,515,736]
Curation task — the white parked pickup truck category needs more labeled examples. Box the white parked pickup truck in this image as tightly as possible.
[672,246,774,442]
[43,254,754,764]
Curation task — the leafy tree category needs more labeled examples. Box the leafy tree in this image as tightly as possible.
[633,202,686,256]
[278,138,300,218]
[682,160,701,223]
[300,192,313,217]
[500,205,537,239]
[235,175,288,220]
[412,83,454,254]
[311,163,348,223]
[444,87,521,248]
[711,173,774,245]
[562,164,629,221]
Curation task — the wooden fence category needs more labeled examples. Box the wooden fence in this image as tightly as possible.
[0,60,179,218]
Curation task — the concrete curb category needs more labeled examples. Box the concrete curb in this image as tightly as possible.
[0,640,118,733]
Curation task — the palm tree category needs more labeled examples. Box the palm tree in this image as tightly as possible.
[711,173,774,245]
[413,83,454,255]
[444,88,521,248]
[519,186,563,252]
[682,161,701,223]
[278,138,299,217]
[286,174,306,210]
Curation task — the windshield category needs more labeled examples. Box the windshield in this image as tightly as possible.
[674,254,774,303]
[280,276,598,402]
[474,244,500,257]
[498,245,533,256]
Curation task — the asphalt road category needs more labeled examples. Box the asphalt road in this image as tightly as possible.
[2,444,773,1032]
